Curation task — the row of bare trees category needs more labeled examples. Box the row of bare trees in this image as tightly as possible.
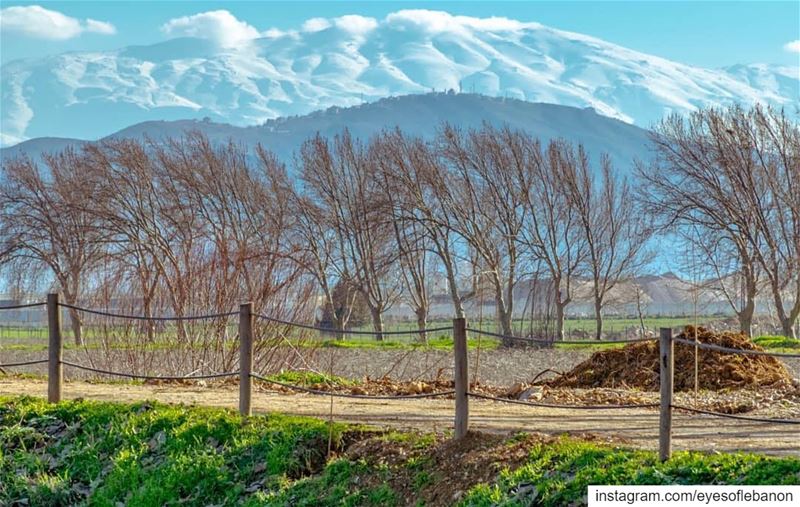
[639,105,800,338]
[0,134,312,346]
[289,124,656,342]
[1,104,798,343]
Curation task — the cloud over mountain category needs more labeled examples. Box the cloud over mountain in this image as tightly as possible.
[160,10,260,47]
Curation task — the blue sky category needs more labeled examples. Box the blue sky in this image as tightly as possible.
[1,1,798,67]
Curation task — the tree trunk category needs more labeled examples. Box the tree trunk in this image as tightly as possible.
[334,313,346,341]
[636,288,646,337]
[737,298,755,337]
[737,266,757,337]
[554,300,566,342]
[415,306,428,344]
[445,267,466,319]
[67,307,83,346]
[780,317,798,339]
[369,306,384,341]
[770,281,799,339]
[594,298,603,341]
[494,284,513,346]
[142,296,155,342]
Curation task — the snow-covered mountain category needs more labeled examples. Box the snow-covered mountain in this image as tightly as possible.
[2,9,798,146]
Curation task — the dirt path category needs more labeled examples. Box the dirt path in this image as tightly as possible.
[2,378,797,456]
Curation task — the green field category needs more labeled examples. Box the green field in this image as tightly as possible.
[0,315,709,339]
[1,397,797,506]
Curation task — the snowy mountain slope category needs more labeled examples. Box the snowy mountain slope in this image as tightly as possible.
[2,10,798,146]
[0,93,654,170]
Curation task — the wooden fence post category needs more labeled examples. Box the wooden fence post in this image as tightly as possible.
[453,317,468,439]
[47,293,62,403]
[659,327,674,461]
[239,302,253,417]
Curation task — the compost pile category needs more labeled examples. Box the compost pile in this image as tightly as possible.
[549,326,793,392]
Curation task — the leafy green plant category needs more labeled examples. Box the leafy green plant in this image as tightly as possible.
[264,370,358,386]
[460,437,800,506]
[0,396,345,507]
[753,335,800,353]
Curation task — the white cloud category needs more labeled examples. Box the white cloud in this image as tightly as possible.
[161,10,259,47]
[302,17,331,32]
[384,10,538,34]
[263,27,288,38]
[333,15,377,34]
[85,18,116,35]
[784,40,800,53]
[0,5,116,40]
[256,10,533,50]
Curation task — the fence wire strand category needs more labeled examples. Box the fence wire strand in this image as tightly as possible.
[468,391,660,410]
[671,337,800,358]
[0,302,46,310]
[61,360,238,380]
[251,373,455,399]
[254,314,453,336]
[58,303,237,322]
[466,327,657,345]
[0,359,49,368]
[671,404,800,425]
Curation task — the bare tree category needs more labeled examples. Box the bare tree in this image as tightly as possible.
[562,152,652,339]
[0,150,105,344]
[686,228,760,336]
[513,139,586,341]
[84,139,196,340]
[81,133,313,368]
[437,124,526,340]
[748,107,800,338]
[377,161,435,340]
[287,156,359,337]
[373,129,477,320]
[299,131,402,340]
[639,105,799,337]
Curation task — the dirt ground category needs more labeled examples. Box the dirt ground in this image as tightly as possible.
[2,377,797,457]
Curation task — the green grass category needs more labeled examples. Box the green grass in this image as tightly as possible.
[4,328,797,354]
[1,397,797,507]
[249,459,397,507]
[342,316,703,336]
[318,334,500,351]
[753,335,800,354]
[264,371,359,386]
[0,396,354,506]
[12,315,800,354]
[461,437,800,506]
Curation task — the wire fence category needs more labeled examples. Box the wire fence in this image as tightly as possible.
[0,358,49,368]
[59,302,238,321]
[672,336,800,358]
[0,302,47,310]
[1,297,798,458]
[670,404,800,425]
[60,361,239,381]
[467,392,660,410]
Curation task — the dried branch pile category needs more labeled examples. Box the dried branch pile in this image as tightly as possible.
[549,326,793,391]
